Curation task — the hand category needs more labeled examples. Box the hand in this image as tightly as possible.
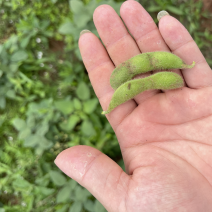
[55,1,212,211]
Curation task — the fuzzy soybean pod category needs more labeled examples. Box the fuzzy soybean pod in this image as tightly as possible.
[102,72,184,115]
[110,51,195,90]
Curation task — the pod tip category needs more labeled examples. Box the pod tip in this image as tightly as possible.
[182,61,195,69]
[191,61,195,67]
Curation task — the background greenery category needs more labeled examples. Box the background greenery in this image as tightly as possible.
[0,0,211,211]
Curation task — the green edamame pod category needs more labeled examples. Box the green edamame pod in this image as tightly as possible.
[110,51,195,90]
[102,72,184,114]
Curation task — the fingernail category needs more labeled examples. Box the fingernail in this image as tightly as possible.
[80,29,91,37]
[157,10,170,21]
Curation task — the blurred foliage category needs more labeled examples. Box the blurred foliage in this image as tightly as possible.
[0,0,211,211]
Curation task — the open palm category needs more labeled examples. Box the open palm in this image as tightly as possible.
[55,1,212,211]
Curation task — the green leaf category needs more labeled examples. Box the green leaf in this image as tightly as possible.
[68,179,77,191]
[20,35,31,48]
[56,186,72,203]
[6,90,16,99]
[10,63,19,72]
[39,187,55,196]
[74,48,82,61]
[74,13,91,28]
[0,64,9,73]
[56,205,69,212]
[70,0,84,13]
[55,100,74,115]
[81,120,95,137]
[35,174,50,187]
[94,200,107,212]
[36,122,49,136]
[69,201,82,212]
[73,98,82,110]
[19,128,31,140]
[11,50,28,62]
[26,116,35,129]
[0,97,5,109]
[85,0,100,14]
[76,82,90,100]
[58,22,75,35]
[12,177,31,190]
[59,114,80,132]
[147,5,161,12]
[12,118,26,130]
[49,171,67,186]
[24,134,40,147]
[81,120,95,134]
[35,147,45,155]
[167,6,183,15]
[83,98,98,114]
[84,200,94,212]
[75,186,90,202]
[38,137,52,150]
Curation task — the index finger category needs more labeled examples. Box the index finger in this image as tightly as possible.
[78,31,136,130]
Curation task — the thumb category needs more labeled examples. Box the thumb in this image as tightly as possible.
[54,145,129,212]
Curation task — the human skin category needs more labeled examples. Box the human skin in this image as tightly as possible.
[55,1,212,211]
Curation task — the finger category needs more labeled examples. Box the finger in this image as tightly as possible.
[93,4,140,65]
[120,1,169,53]
[93,4,160,106]
[158,14,212,88]
[54,145,129,212]
[79,32,136,130]
[120,1,184,91]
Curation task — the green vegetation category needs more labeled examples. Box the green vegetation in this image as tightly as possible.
[0,0,211,211]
